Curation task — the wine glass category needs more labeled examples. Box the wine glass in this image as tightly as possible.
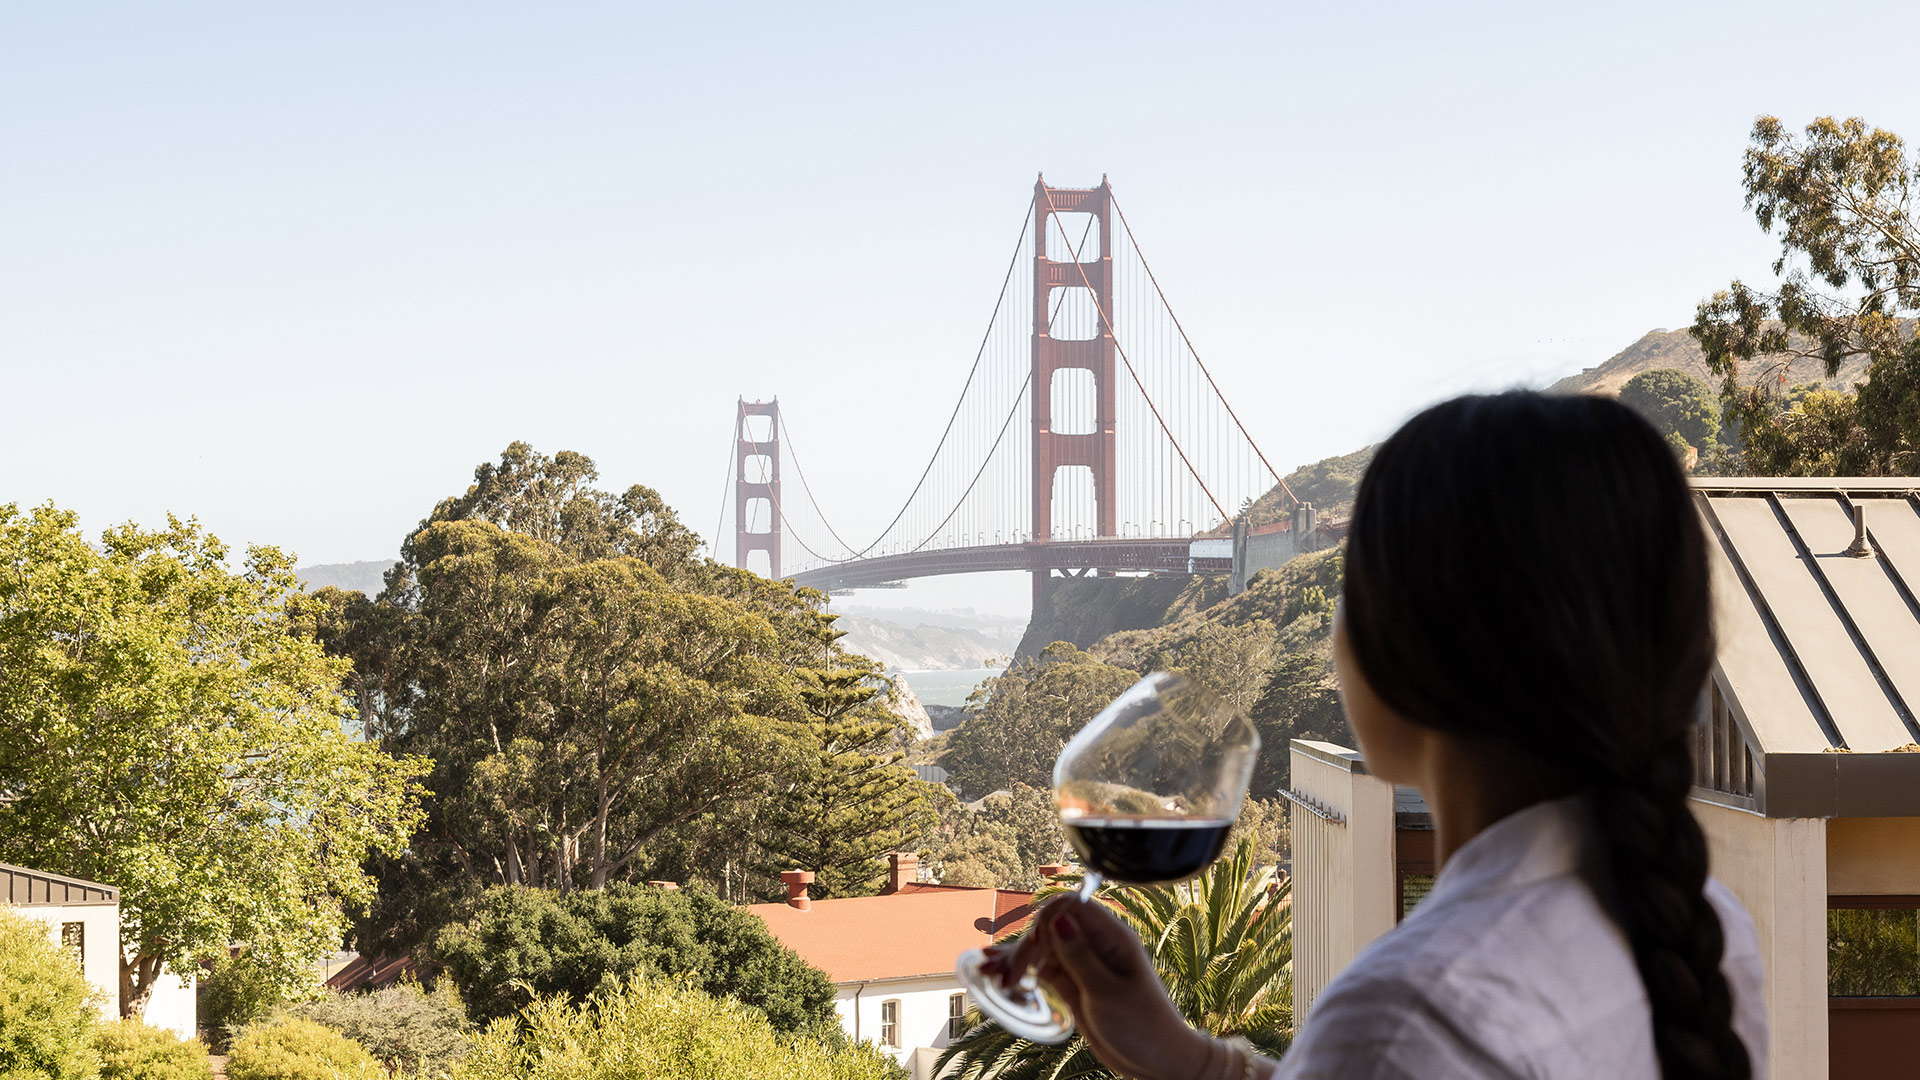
[955,671,1260,1044]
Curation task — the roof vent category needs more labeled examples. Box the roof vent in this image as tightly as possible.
[1845,504,1873,558]
[781,870,815,911]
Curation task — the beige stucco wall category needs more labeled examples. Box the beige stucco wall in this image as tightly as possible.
[1693,800,1828,1080]
[1826,817,1920,895]
[1289,743,1396,1026]
[15,903,121,1020]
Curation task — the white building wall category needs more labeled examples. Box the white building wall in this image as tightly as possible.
[835,975,971,1080]
[1693,799,1828,1080]
[142,966,198,1041]
[16,903,121,1020]
[1288,741,1396,1027]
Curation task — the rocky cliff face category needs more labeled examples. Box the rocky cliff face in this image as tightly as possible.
[888,675,935,740]
[1015,574,1226,659]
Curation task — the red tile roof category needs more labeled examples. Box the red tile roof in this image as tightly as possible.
[747,888,1035,983]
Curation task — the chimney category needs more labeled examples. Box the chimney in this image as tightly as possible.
[883,851,920,894]
[781,870,814,911]
[1037,862,1070,880]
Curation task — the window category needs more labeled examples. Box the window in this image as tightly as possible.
[60,922,83,968]
[1829,899,1920,997]
[947,993,967,1039]
[880,999,900,1048]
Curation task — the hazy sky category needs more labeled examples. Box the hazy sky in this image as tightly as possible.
[6,3,1918,618]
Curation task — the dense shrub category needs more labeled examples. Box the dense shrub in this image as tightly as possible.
[282,984,467,1076]
[454,978,898,1080]
[0,906,101,1080]
[225,1018,382,1080]
[197,957,288,1052]
[94,1020,211,1080]
[434,883,833,1032]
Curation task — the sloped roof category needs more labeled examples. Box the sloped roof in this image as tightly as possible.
[0,862,118,907]
[1697,479,1920,816]
[747,887,1035,984]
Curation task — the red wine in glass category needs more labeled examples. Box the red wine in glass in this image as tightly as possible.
[1063,817,1235,885]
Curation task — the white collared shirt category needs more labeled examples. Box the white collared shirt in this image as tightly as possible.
[1273,796,1768,1079]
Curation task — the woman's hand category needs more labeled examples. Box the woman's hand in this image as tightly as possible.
[989,895,1218,1080]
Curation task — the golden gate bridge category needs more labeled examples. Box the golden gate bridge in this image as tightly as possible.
[714,176,1303,599]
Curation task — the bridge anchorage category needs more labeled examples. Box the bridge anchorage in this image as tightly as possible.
[716,176,1334,601]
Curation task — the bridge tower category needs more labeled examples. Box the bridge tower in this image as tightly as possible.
[734,398,781,579]
[1031,176,1118,596]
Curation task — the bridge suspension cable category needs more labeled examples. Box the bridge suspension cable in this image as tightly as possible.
[720,178,1297,580]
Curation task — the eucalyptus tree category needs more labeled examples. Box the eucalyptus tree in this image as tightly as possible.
[1693,115,1920,475]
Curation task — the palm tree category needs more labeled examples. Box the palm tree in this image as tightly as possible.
[939,836,1293,1080]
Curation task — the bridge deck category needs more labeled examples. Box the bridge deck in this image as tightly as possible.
[788,538,1231,591]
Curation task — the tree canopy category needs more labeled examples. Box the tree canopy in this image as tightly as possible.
[1692,115,1920,474]
[1618,369,1721,450]
[433,882,836,1032]
[938,643,1140,798]
[0,504,425,1016]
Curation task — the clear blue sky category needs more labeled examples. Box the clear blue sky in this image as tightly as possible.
[6,3,1917,617]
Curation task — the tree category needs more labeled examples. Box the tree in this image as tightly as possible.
[314,446,851,943]
[0,505,425,1017]
[1246,653,1348,799]
[1692,116,1920,475]
[760,667,934,898]
[1618,369,1721,450]
[938,836,1293,1079]
[432,882,836,1033]
[1171,620,1279,715]
[940,644,1140,798]
[454,977,899,1080]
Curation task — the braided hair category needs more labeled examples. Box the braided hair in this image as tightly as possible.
[1341,392,1751,1080]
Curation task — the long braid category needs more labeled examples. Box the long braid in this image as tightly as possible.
[1593,742,1751,1079]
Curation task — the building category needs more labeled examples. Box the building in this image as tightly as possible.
[747,853,1040,1080]
[1,861,197,1039]
[1285,478,1920,1080]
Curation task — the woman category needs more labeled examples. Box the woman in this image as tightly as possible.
[996,391,1767,1079]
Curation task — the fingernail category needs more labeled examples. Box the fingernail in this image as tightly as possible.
[1056,913,1080,941]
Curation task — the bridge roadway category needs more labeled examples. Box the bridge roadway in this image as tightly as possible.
[788,537,1232,592]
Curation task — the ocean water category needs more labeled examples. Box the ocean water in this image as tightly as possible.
[896,667,1002,708]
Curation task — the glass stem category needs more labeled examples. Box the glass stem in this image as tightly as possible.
[1076,870,1102,903]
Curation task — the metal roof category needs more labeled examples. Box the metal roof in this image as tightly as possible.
[0,862,119,907]
[1695,479,1920,818]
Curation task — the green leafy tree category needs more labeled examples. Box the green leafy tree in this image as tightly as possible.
[1247,653,1349,798]
[761,667,934,898]
[940,644,1139,798]
[453,977,899,1080]
[315,446,847,953]
[919,782,1024,889]
[432,882,835,1033]
[0,906,101,1080]
[0,505,425,1017]
[1618,369,1721,450]
[1692,115,1920,475]
[1172,620,1278,714]
[939,836,1293,1079]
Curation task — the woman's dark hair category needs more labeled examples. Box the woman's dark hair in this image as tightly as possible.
[1342,391,1750,1080]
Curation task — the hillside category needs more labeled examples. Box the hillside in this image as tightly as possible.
[1015,574,1225,659]
[1546,326,1870,396]
[295,560,392,594]
[834,615,1014,671]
